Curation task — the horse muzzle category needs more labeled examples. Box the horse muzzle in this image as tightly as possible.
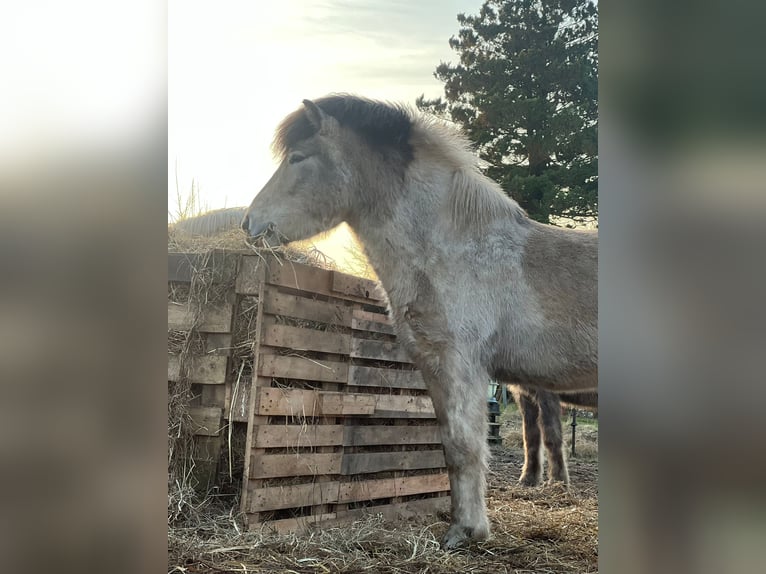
[241,215,284,246]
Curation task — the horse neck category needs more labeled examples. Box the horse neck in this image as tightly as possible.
[347,165,452,307]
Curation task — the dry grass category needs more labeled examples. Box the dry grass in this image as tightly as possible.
[168,403,598,574]
[168,450,598,574]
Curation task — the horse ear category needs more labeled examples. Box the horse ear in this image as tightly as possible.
[303,99,327,131]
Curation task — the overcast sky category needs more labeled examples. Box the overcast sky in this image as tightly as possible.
[169,0,484,218]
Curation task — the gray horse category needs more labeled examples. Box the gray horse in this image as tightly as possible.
[242,95,597,548]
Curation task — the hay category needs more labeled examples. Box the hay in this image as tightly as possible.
[168,451,598,574]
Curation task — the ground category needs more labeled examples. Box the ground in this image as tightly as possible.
[169,406,598,573]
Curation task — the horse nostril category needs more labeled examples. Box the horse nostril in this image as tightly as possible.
[241,214,250,233]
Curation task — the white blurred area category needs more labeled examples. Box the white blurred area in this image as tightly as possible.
[0,1,165,176]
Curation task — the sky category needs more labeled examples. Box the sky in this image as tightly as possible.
[169,0,484,219]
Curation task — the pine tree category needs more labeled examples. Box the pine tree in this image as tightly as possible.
[418,0,598,225]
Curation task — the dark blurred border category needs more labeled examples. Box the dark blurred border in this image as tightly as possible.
[600,1,766,572]
[0,3,167,573]
[3,1,766,573]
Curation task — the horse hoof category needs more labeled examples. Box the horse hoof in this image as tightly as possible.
[441,522,489,550]
[442,525,470,549]
[519,474,542,487]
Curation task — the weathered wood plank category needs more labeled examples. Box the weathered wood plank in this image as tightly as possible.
[188,406,224,436]
[254,425,344,448]
[331,272,384,302]
[257,388,319,417]
[252,512,337,533]
[262,287,353,326]
[262,324,351,355]
[319,393,376,416]
[341,450,446,475]
[351,338,410,363]
[167,251,239,283]
[343,425,441,447]
[249,497,451,533]
[334,497,451,523]
[201,384,226,408]
[204,333,233,355]
[247,481,341,513]
[348,366,426,390]
[373,394,435,418]
[191,435,222,492]
[352,318,396,335]
[262,258,381,305]
[258,354,348,384]
[168,354,228,384]
[256,388,376,416]
[168,301,233,333]
[250,453,342,478]
[234,255,267,295]
[337,473,450,504]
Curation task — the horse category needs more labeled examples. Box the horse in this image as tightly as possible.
[241,94,598,548]
[510,386,598,486]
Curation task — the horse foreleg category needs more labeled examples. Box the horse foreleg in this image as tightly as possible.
[513,387,544,486]
[420,365,490,549]
[537,389,569,485]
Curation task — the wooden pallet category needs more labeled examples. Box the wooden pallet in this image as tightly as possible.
[234,254,451,532]
[167,251,241,490]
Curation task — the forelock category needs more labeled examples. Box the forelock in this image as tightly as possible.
[272,94,414,162]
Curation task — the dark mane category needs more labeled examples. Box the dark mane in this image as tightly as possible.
[272,94,414,162]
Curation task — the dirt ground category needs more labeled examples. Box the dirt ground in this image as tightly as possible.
[169,407,598,573]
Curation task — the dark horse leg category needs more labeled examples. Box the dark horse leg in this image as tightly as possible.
[512,387,544,486]
[512,386,569,486]
[536,389,569,484]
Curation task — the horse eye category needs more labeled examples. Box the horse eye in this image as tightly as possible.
[288,153,307,165]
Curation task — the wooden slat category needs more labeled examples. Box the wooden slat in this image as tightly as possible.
[348,366,426,390]
[256,388,376,416]
[251,452,342,478]
[167,301,233,333]
[334,497,450,523]
[337,473,450,504]
[204,333,233,355]
[254,425,344,448]
[262,287,352,326]
[168,251,239,283]
[373,394,435,418]
[262,324,351,355]
[257,388,319,417]
[188,406,224,436]
[192,435,222,491]
[352,309,395,335]
[168,354,227,384]
[351,338,410,363]
[234,254,267,295]
[262,258,379,305]
[247,481,340,513]
[201,384,226,408]
[254,512,337,533]
[331,272,384,302]
[254,497,451,533]
[319,393,376,415]
[343,425,441,446]
[258,354,348,383]
[341,450,446,475]
[352,318,396,335]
